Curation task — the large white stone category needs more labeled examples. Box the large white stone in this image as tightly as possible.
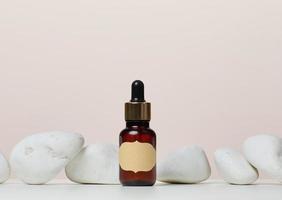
[66,144,119,184]
[0,152,10,183]
[214,148,258,184]
[243,134,282,182]
[10,131,84,184]
[157,146,211,183]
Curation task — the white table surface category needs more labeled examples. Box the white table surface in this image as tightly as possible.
[0,179,281,200]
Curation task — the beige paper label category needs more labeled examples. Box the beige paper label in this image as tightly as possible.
[119,141,156,173]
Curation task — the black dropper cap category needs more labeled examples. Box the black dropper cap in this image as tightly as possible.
[125,80,151,121]
[131,80,145,102]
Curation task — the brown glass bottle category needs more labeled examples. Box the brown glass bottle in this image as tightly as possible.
[119,80,156,186]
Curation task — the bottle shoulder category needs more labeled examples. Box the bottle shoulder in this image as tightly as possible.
[119,127,156,137]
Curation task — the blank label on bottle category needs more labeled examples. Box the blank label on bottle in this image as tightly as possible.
[119,141,156,173]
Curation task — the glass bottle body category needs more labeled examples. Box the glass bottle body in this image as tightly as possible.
[119,121,156,186]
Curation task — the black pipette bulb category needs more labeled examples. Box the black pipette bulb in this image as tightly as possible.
[131,80,145,102]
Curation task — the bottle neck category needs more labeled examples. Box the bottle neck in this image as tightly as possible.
[126,121,150,128]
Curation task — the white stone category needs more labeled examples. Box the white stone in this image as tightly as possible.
[157,146,211,183]
[243,134,282,182]
[214,148,258,184]
[66,144,119,184]
[0,152,10,183]
[10,131,84,184]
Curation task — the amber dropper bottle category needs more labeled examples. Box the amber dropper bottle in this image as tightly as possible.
[119,80,156,186]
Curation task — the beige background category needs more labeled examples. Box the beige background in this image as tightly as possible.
[1,0,282,178]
